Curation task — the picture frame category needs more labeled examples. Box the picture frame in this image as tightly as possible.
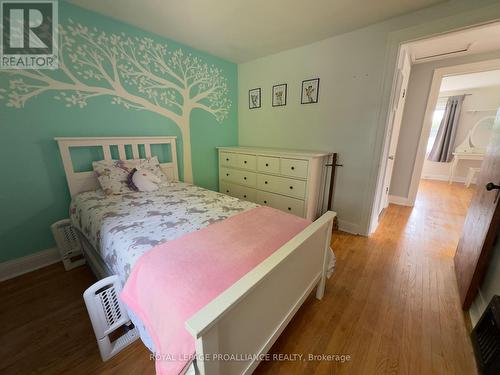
[272,83,287,107]
[301,78,320,104]
[249,88,261,109]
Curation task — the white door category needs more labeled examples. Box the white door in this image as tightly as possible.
[380,52,411,212]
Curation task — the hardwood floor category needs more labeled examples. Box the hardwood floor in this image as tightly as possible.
[0,180,477,374]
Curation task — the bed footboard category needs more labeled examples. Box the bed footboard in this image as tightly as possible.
[185,211,335,375]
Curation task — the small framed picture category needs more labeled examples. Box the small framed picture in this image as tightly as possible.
[301,78,320,104]
[249,88,261,109]
[272,84,287,107]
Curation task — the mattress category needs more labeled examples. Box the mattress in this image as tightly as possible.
[70,182,258,285]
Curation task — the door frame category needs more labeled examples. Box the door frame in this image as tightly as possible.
[406,58,500,206]
[369,45,411,232]
[379,49,412,213]
[365,18,500,236]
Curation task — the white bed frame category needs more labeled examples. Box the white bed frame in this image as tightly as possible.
[55,136,179,196]
[55,136,335,375]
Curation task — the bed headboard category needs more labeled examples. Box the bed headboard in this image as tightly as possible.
[55,136,179,197]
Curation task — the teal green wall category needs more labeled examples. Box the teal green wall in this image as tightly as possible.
[0,3,238,262]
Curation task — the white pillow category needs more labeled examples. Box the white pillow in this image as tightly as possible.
[127,156,172,186]
[130,168,161,192]
[93,157,171,195]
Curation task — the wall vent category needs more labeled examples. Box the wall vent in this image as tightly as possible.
[414,45,471,63]
[471,295,500,374]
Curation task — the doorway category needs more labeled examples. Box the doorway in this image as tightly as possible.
[371,21,500,234]
[414,69,500,208]
[408,62,500,206]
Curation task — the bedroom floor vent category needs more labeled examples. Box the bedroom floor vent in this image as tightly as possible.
[50,219,85,270]
[83,275,139,361]
[471,295,500,375]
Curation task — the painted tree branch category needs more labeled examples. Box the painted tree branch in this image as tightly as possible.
[0,19,231,181]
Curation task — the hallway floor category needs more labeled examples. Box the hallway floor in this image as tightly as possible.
[0,180,477,374]
[258,179,477,374]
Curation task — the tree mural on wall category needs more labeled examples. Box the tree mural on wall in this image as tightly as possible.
[0,20,231,182]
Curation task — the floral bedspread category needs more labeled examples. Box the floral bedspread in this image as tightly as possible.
[70,182,258,284]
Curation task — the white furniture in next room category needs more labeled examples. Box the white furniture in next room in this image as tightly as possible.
[448,151,484,184]
[465,167,481,188]
[448,115,494,184]
[218,147,333,221]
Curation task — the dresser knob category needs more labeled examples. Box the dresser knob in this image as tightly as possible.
[244,176,247,180]
[264,200,267,204]
[243,195,247,198]
[288,207,291,211]
[291,166,295,170]
[265,163,269,167]
[265,181,268,184]
[289,186,293,190]
[226,158,229,161]
[226,190,229,193]
[244,160,247,164]
[226,173,229,176]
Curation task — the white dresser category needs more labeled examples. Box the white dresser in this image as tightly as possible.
[218,147,332,221]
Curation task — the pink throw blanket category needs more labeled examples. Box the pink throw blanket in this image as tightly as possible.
[120,206,309,374]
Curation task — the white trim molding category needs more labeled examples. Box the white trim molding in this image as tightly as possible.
[421,174,472,184]
[0,248,60,282]
[388,195,413,207]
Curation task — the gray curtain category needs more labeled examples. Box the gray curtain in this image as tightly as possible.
[428,94,465,162]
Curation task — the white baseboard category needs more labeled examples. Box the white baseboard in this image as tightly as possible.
[337,219,361,235]
[421,173,476,184]
[0,247,61,282]
[388,195,413,206]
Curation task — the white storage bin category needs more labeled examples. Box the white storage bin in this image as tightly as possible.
[83,276,139,361]
[50,219,85,271]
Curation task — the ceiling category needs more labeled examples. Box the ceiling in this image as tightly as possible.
[70,0,445,63]
[440,70,500,92]
[407,22,500,64]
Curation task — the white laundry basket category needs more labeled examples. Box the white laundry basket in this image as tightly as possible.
[50,219,85,271]
[83,275,139,361]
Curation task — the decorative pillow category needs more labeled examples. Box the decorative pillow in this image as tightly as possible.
[127,168,139,192]
[128,168,162,192]
[93,157,171,195]
[92,159,134,195]
[130,156,171,186]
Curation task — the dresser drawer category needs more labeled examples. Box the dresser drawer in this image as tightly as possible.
[256,174,306,199]
[256,191,305,217]
[220,182,256,202]
[220,167,256,188]
[236,154,256,170]
[220,152,238,167]
[220,181,235,196]
[280,158,308,178]
[257,156,280,174]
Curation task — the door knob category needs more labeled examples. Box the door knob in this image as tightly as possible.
[486,182,500,191]
[388,155,395,160]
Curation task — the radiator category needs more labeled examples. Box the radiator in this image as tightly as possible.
[471,295,500,375]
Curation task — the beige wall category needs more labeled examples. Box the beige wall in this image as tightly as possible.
[238,0,500,234]
[470,238,500,326]
[390,52,500,198]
